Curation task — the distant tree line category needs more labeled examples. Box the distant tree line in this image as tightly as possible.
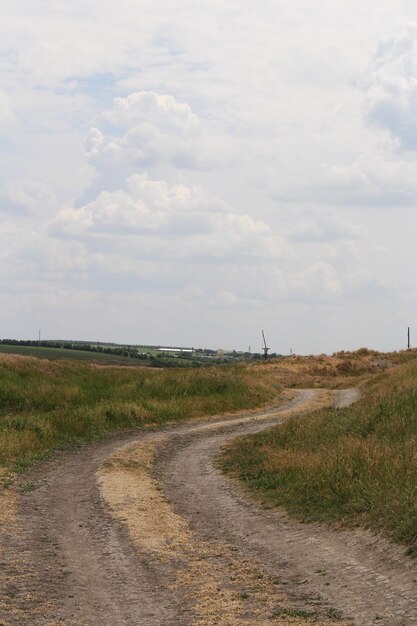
[0,339,278,366]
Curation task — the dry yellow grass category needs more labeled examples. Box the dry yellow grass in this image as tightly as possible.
[257,350,392,389]
[99,438,191,558]
[0,469,17,529]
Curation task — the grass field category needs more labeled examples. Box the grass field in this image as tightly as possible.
[0,354,281,471]
[220,358,417,554]
[0,344,146,365]
[0,348,408,474]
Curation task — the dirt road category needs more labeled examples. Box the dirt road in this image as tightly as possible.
[1,389,416,625]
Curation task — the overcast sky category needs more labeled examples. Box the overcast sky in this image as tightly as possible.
[1,1,417,354]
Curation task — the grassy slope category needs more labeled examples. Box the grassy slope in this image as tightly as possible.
[0,354,280,470]
[220,358,417,554]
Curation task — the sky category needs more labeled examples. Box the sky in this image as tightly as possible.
[1,1,417,354]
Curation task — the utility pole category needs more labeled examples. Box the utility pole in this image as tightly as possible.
[37,329,41,358]
[408,327,411,350]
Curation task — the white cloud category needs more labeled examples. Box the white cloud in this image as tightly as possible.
[0,90,13,126]
[0,2,155,88]
[272,151,417,207]
[86,91,223,176]
[289,214,365,242]
[207,290,262,311]
[290,262,343,298]
[0,180,57,216]
[105,92,200,132]
[51,172,290,262]
[366,22,417,149]
[318,154,417,206]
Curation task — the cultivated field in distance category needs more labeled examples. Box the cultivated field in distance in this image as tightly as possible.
[0,343,146,366]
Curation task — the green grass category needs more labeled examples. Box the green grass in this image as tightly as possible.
[0,344,146,365]
[220,361,417,554]
[0,354,278,470]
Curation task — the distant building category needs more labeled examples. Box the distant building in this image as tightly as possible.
[157,347,194,354]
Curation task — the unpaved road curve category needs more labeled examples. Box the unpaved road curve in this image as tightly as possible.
[1,389,416,626]
[158,388,417,626]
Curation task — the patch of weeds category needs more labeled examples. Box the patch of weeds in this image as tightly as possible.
[13,460,33,473]
[19,482,39,493]
[272,607,319,620]
[13,453,47,473]
[239,591,249,600]
[0,476,13,490]
[325,607,344,619]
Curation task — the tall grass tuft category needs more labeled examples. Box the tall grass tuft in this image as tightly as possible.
[220,362,417,554]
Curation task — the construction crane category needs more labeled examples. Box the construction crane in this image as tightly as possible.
[262,330,269,361]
